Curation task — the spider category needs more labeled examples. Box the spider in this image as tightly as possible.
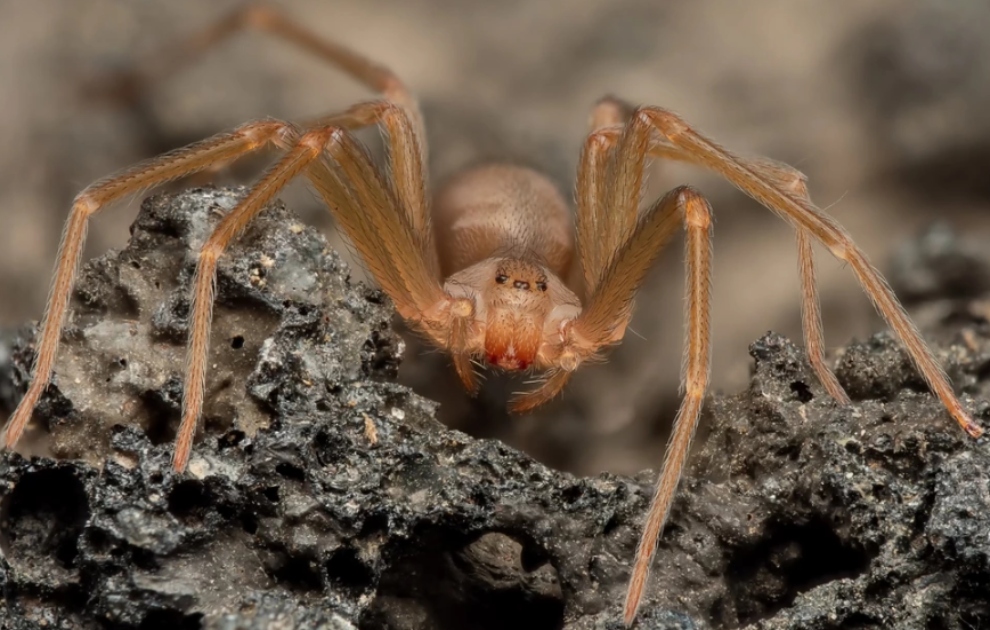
[1,5,983,627]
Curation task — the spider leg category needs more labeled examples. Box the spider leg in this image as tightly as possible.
[76,9,444,470]
[561,114,720,617]
[306,130,445,322]
[621,187,713,627]
[582,98,849,404]
[303,100,435,271]
[509,370,572,413]
[722,156,850,403]
[84,3,432,251]
[576,97,638,296]
[711,155,851,402]
[714,153,852,404]
[449,316,481,394]
[178,123,447,472]
[629,106,981,438]
[84,3,424,137]
[2,120,296,452]
[797,219,851,404]
[177,126,331,472]
[573,107,687,348]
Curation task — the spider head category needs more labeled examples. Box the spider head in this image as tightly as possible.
[483,259,552,370]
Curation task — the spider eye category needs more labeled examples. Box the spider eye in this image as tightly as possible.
[495,274,509,284]
[536,281,547,292]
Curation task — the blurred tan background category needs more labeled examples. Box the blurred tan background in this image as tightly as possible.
[2,0,990,477]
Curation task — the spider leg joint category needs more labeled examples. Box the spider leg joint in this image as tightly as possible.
[451,297,474,319]
[676,186,712,230]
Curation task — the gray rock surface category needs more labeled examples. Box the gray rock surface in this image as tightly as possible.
[1,188,988,629]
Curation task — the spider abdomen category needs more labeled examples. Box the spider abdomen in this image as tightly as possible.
[432,163,574,281]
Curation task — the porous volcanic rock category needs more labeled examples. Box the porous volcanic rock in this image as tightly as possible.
[0,189,988,629]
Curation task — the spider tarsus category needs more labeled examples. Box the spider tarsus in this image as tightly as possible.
[961,414,985,439]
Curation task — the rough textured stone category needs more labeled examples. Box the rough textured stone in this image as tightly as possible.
[1,188,988,629]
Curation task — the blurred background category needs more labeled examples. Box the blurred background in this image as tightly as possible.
[2,0,990,477]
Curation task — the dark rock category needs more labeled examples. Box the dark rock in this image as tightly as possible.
[1,188,988,629]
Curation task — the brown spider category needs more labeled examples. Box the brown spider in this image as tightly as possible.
[2,5,983,626]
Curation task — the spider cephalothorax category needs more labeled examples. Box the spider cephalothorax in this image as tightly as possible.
[443,255,581,372]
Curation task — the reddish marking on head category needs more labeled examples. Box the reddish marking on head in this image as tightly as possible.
[484,313,539,371]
